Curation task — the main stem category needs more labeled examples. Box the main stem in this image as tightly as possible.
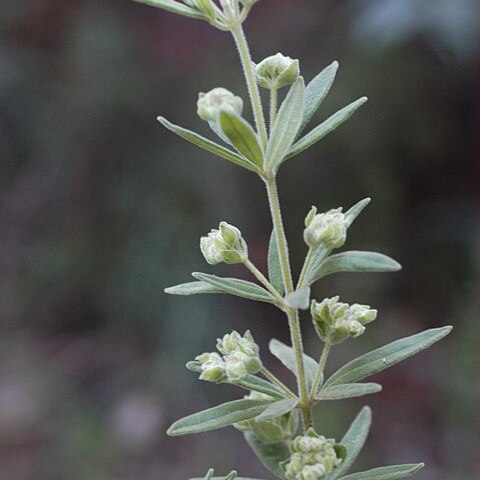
[265,177,311,429]
[230,24,268,149]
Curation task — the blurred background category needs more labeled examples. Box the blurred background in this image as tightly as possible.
[0,0,479,479]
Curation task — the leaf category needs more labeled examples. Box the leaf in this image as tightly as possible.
[209,120,233,145]
[255,398,299,422]
[192,476,261,480]
[158,117,259,173]
[345,198,371,227]
[327,406,372,480]
[269,339,318,387]
[301,61,339,132]
[311,251,401,283]
[284,287,311,310]
[165,281,223,296]
[132,0,205,19]
[167,398,274,436]
[268,230,284,295]
[316,383,382,401]
[244,432,289,479]
[219,110,264,168]
[266,77,305,170]
[186,361,285,399]
[192,273,275,304]
[287,97,368,159]
[339,464,425,480]
[324,326,453,388]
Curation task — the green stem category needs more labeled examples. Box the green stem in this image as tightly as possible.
[265,177,310,429]
[244,258,285,306]
[230,24,268,149]
[269,87,278,133]
[309,343,331,403]
[297,246,315,289]
[261,367,296,398]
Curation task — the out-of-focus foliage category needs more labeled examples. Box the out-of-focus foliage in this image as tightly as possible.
[0,1,478,479]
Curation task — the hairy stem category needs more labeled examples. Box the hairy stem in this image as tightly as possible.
[297,246,315,289]
[230,24,268,149]
[269,87,278,132]
[309,343,331,403]
[244,258,285,305]
[261,367,296,398]
[265,177,310,429]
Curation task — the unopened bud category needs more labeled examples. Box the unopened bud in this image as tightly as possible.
[304,208,348,249]
[197,88,243,122]
[200,221,248,265]
[196,352,227,383]
[254,53,300,89]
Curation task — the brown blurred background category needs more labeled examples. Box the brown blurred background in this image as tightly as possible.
[0,0,479,479]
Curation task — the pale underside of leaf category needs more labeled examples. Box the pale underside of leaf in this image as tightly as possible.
[317,383,382,401]
[158,116,259,172]
[165,281,223,296]
[324,326,453,388]
[268,230,284,295]
[283,287,311,310]
[255,398,299,422]
[339,463,424,480]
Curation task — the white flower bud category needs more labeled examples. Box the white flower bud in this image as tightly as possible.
[197,88,243,122]
[196,352,227,382]
[348,303,377,325]
[254,53,300,89]
[200,222,248,265]
[304,208,348,249]
[224,354,248,382]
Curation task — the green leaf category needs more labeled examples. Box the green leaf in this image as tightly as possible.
[266,77,305,170]
[165,281,222,296]
[186,361,285,399]
[219,110,264,168]
[316,383,382,401]
[301,61,339,132]
[328,406,372,480]
[167,398,274,436]
[287,97,367,159]
[345,198,371,226]
[268,231,284,295]
[340,464,425,480]
[132,0,205,19]
[269,339,318,387]
[158,117,259,173]
[191,478,261,480]
[311,251,401,283]
[209,120,233,145]
[192,273,275,304]
[244,432,289,479]
[255,398,299,422]
[324,326,453,388]
[283,287,311,310]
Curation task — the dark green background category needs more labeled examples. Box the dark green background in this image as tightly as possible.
[0,0,478,479]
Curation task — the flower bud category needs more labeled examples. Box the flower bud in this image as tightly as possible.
[284,429,344,480]
[224,354,248,382]
[196,352,227,382]
[197,88,243,122]
[311,297,377,345]
[304,207,348,249]
[254,53,300,89]
[200,222,248,265]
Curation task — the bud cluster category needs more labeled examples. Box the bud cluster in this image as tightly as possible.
[311,296,377,345]
[234,392,299,443]
[200,221,248,265]
[197,87,244,122]
[254,53,300,89]
[304,207,348,249]
[283,428,344,480]
[195,330,262,383]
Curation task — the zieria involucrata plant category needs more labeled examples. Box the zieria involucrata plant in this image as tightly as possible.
[132,1,452,479]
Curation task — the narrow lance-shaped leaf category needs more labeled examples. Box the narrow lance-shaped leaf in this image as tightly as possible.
[301,60,339,132]
[269,339,318,387]
[185,361,285,399]
[327,406,372,480]
[266,77,305,170]
[158,117,259,173]
[191,478,261,480]
[255,398,299,422]
[132,0,205,19]
[219,110,264,168]
[287,97,368,159]
[316,383,382,401]
[311,251,401,283]
[324,326,453,388]
[165,281,223,296]
[192,273,276,304]
[339,464,425,480]
[244,432,289,479]
[167,398,274,436]
[268,230,284,295]
[345,197,371,227]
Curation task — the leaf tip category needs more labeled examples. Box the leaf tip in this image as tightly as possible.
[164,286,174,294]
